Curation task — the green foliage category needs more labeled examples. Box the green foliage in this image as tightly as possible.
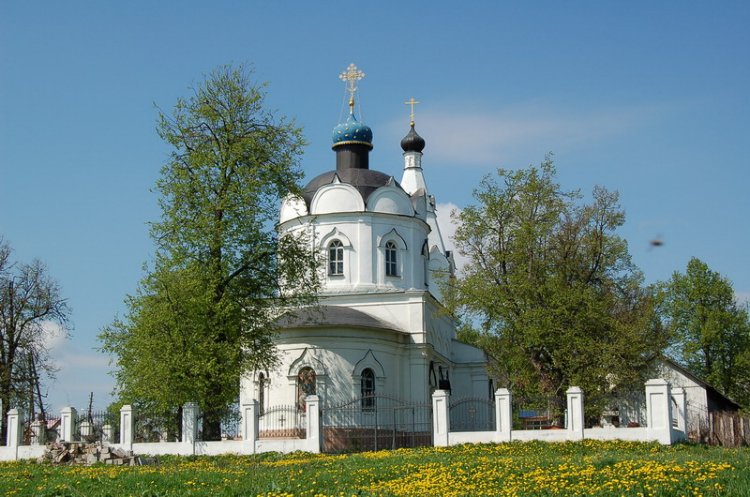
[447,158,667,416]
[659,258,750,407]
[100,65,319,435]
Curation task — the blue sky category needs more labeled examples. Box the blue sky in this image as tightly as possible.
[1,2,748,411]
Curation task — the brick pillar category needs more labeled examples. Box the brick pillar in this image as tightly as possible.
[102,424,113,444]
[432,389,450,447]
[645,378,673,445]
[566,386,585,440]
[30,419,46,445]
[305,395,321,453]
[241,400,259,452]
[120,405,134,451]
[182,403,199,444]
[495,388,512,442]
[79,421,93,440]
[6,409,23,448]
[60,407,77,442]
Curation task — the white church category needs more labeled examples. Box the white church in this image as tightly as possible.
[239,65,490,414]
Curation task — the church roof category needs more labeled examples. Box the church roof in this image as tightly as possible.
[276,305,404,333]
[302,168,400,205]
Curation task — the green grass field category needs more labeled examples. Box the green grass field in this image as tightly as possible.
[1,440,748,496]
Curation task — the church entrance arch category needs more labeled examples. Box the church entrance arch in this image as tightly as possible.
[321,394,432,453]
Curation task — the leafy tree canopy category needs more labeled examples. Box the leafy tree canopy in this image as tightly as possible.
[100,66,319,438]
[659,257,750,407]
[448,158,667,417]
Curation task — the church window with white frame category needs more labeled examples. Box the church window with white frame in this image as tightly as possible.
[385,241,398,277]
[328,240,344,276]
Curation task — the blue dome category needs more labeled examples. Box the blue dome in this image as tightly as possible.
[332,113,373,149]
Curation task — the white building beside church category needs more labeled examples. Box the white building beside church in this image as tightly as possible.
[239,65,490,414]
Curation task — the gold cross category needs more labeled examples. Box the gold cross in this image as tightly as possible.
[339,64,365,110]
[404,97,420,126]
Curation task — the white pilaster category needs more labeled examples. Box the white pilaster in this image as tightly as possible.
[60,407,77,442]
[241,401,259,452]
[6,409,22,448]
[495,388,512,442]
[432,389,450,447]
[566,386,585,440]
[182,403,199,444]
[305,395,321,453]
[645,378,673,445]
[119,405,134,451]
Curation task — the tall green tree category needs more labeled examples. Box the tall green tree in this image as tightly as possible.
[100,66,319,439]
[449,158,667,417]
[659,258,750,407]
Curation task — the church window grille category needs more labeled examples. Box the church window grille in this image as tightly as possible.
[296,367,316,411]
[328,240,344,276]
[361,368,375,409]
[385,241,398,277]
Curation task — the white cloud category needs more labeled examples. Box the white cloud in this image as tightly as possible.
[435,202,470,273]
[385,102,663,168]
[41,320,68,352]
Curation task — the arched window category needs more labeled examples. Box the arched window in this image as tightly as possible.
[328,240,344,276]
[258,372,266,415]
[296,367,316,411]
[361,368,375,409]
[385,241,398,277]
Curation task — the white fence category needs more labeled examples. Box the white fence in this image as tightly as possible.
[0,380,687,461]
[433,379,686,447]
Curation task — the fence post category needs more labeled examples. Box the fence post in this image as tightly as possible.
[432,389,450,447]
[241,400,258,453]
[671,387,687,439]
[645,378,673,445]
[120,405,134,451]
[79,421,92,440]
[566,386,585,440]
[182,402,199,445]
[494,388,512,442]
[60,407,77,442]
[30,418,46,445]
[6,409,23,449]
[102,424,113,444]
[305,395,321,453]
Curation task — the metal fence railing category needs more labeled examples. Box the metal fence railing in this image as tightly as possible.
[259,404,306,439]
[450,397,495,432]
[134,409,180,443]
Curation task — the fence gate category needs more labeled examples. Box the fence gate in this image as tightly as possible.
[449,397,495,432]
[322,394,432,453]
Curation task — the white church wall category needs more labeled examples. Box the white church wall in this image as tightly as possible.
[258,329,421,408]
[279,194,308,224]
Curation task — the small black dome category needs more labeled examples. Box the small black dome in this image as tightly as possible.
[400,124,425,153]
